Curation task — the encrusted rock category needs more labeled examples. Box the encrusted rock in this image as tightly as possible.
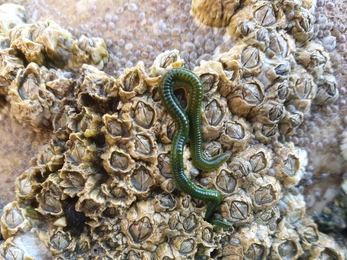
[0,0,345,257]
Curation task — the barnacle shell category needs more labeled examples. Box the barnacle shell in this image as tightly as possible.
[221,44,265,78]
[9,20,108,71]
[201,95,230,141]
[269,219,304,259]
[71,35,108,70]
[252,2,279,28]
[253,121,280,144]
[59,169,86,198]
[295,42,331,82]
[255,206,280,234]
[8,62,56,129]
[53,104,80,140]
[220,189,254,225]
[8,63,74,132]
[255,100,285,125]
[313,73,339,105]
[257,59,292,91]
[125,126,158,165]
[287,67,317,113]
[265,80,290,103]
[159,112,176,144]
[150,49,184,76]
[64,133,98,167]
[273,143,307,187]
[121,96,159,132]
[240,26,269,51]
[101,178,136,209]
[217,238,244,259]
[101,146,136,175]
[265,30,295,59]
[74,107,103,138]
[15,168,40,201]
[253,100,284,143]
[228,156,253,180]
[215,165,238,195]
[75,174,106,217]
[225,77,265,118]
[120,249,150,260]
[171,235,198,257]
[193,60,226,96]
[0,232,52,259]
[296,218,320,257]
[0,48,23,96]
[0,202,30,239]
[46,229,74,255]
[246,175,282,211]
[233,223,272,259]
[118,62,149,101]
[219,115,253,152]
[121,200,160,251]
[278,110,304,136]
[36,174,63,216]
[31,21,76,68]
[153,242,175,259]
[278,193,306,224]
[78,64,118,106]
[124,162,156,197]
[102,113,132,145]
[291,8,314,43]
[9,21,55,65]
[198,60,237,98]
[37,139,64,173]
[191,0,240,27]
[238,144,273,177]
[201,141,227,166]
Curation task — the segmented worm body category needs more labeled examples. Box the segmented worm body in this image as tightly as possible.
[158,68,232,228]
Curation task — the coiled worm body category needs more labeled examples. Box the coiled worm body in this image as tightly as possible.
[158,68,232,228]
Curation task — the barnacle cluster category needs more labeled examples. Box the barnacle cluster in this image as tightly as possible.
[2,16,108,130]
[0,0,347,260]
[0,51,315,258]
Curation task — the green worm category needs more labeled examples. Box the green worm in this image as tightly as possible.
[158,68,232,228]
[161,68,230,170]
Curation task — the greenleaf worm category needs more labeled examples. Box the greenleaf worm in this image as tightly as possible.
[158,68,232,228]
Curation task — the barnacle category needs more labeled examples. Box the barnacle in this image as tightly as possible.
[247,175,282,211]
[0,202,28,239]
[291,8,315,43]
[8,62,56,130]
[150,49,184,76]
[10,20,108,71]
[274,143,307,187]
[225,78,265,117]
[15,169,37,200]
[295,42,331,82]
[270,222,304,259]
[191,0,240,27]
[219,115,253,152]
[1,0,347,258]
[233,223,272,259]
[220,189,254,225]
[314,73,339,105]
[0,48,23,96]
